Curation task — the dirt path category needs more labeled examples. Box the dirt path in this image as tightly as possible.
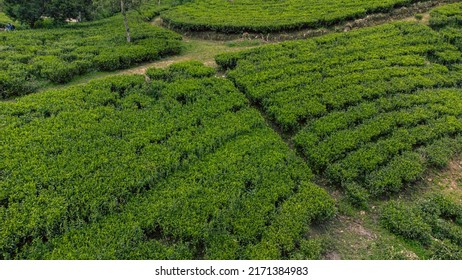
[120,37,265,75]
[427,158,462,201]
[156,0,454,42]
[37,37,266,93]
[40,1,446,92]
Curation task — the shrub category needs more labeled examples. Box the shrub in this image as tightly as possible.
[94,52,121,71]
[0,72,35,99]
[162,0,426,33]
[147,61,216,82]
[40,60,78,83]
[0,63,334,259]
[380,201,432,244]
[220,22,462,198]
[344,182,369,209]
[215,52,245,70]
[430,239,462,260]
[381,194,462,259]
[0,13,183,98]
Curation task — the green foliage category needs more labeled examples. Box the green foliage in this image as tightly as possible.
[430,3,462,63]
[215,52,246,70]
[290,239,326,260]
[146,61,216,82]
[217,22,462,197]
[430,240,462,260]
[429,2,462,29]
[380,201,432,244]
[0,72,38,99]
[420,136,462,168]
[0,11,17,28]
[365,151,425,196]
[138,0,181,20]
[246,183,335,259]
[381,195,462,259]
[161,0,427,33]
[3,0,93,27]
[0,13,182,98]
[344,182,370,209]
[0,63,334,259]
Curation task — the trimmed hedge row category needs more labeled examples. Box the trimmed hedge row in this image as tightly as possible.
[430,2,462,57]
[429,2,462,29]
[146,61,216,81]
[0,62,334,259]
[380,194,462,259]
[161,0,431,33]
[0,13,182,99]
[216,22,462,197]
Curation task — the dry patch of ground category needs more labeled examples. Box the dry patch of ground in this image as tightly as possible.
[402,12,431,24]
[428,158,462,202]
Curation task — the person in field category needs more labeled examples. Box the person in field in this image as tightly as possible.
[5,23,15,31]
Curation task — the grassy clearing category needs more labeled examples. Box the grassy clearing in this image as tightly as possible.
[0,13,182,99]
[36,37,267,94]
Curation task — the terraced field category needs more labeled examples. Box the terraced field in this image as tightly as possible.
[0,62,334,259]
[380,194,462,259]
[217,22,462,200]
[430,2,462,51]
[0,14,182,99]
[1,1,462,261]
[161,0,433,33]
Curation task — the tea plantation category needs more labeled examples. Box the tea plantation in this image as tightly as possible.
[1,1,462,261]
[217,22,462,199]
[381,194,462,259]
[430,2,462,51]
[161,0,431,33]
[0,62,334,259]
[0,14,182,99]
[0,12,15,28]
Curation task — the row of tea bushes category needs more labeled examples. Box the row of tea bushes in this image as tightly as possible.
[216,22,462,197]
[161,0,431,33]
[0,14,182,99]
[381,194,462,259]
[0,62,334,259]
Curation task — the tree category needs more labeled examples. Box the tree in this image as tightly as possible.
[93,0,145,43]
[47,0,94,22]
[3,0,93,27]
[3,0,44,27]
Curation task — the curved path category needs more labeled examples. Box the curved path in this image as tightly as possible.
[40,0,450,93]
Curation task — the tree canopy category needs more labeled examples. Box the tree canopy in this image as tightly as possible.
[3,0,94,27]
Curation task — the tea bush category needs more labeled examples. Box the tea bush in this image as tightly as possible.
[0,63,334,259]
[0,14,182,99]
[162,0,431,33]
[217,23,462,197]
[380,195,462,259]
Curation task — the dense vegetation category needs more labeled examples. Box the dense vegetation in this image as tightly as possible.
[2,0,93,27]
[161,0,431,33]
[0,12,14,28]
[1,0,462,261]
[0,14,182,99]
[0,62,334,259]
[381,194,462,259]
[217,22,462,199]
[0,0,176,27]
[139,0,183,20]
[430,2,462,51]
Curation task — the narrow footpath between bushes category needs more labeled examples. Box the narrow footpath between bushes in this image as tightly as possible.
[31,6,461,260]
[39,7,436,94]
